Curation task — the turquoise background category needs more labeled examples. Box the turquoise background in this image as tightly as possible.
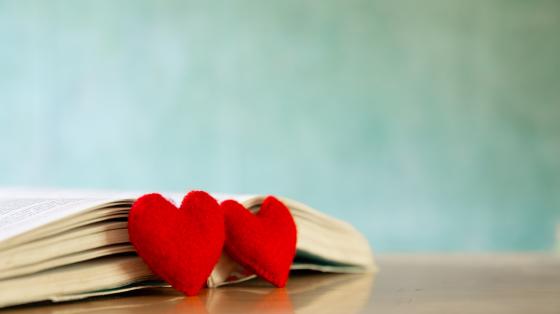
[1,0,559,251]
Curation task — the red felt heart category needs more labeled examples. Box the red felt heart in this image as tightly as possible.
[128,191,224,296]
[222,196,297,287]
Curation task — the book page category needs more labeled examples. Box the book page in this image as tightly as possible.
[0,187,257,244]
[0,198,116,243]
[0,188,136,243]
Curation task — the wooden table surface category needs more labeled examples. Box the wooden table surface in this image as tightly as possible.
[3,254,560,313]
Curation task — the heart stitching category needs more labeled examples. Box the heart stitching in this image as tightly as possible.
[222,196,297,287]
[128,191,224,296]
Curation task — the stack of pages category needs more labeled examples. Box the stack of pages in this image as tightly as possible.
[0,188,376,307]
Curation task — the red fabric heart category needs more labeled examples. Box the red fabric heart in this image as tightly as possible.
[128,191,224,296]
[222,196,297,287]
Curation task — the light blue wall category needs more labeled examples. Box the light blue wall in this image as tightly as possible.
[1,0,559,251]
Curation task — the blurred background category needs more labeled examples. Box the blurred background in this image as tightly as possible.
[0,0,559,252]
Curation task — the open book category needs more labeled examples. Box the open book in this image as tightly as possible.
[0,188,376,308]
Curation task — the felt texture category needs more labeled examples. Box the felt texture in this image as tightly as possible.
[222,197,297,287]
[128,191,224,296]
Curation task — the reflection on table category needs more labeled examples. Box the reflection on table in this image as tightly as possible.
[3,271,375,314]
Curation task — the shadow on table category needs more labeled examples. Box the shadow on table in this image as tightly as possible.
[2,272,375,314]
